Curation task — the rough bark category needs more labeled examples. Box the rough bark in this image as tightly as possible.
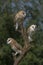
[14,45,31,65]
[13,23,31,65]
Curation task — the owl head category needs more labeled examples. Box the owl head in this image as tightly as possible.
[15,10,26,20]
[29,24,36,32]
[20,10,26,18]
[7,38,13,44]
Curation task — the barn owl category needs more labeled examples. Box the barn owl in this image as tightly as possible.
[27,24,36,42]
[7,38,22,56]
[14,10,26,30]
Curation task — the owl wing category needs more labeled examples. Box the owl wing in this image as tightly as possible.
[14,40,22,50]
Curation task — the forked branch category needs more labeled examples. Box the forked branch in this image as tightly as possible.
[13,23,31,65]
[14,44,31,65]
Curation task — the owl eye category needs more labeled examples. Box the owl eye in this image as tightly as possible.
[22,12,25,15]
[32,26,34,28]
[8,39,10,42]
[23,12,25,15]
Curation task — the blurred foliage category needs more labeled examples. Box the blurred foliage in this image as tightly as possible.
[0,0,43,65]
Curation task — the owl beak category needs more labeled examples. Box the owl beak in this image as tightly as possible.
[35,25,37,31]
[7,40,11,44]
[24,14,27,19]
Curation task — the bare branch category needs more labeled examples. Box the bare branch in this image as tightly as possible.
[20,23,29,47]
[14,44,31,65]
[13,22,31,65]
